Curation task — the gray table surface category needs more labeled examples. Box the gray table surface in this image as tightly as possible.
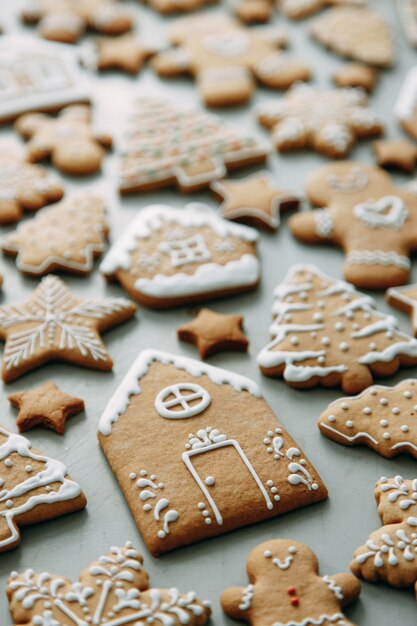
[0,0,416,623]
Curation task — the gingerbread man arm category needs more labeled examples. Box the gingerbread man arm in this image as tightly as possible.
[221,586,251,622]
[152,47,192,76]
[289,209,339,244]
[328,573,361,608]
[15,113,52,161]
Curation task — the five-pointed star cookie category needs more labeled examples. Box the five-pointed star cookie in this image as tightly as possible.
[0,275,137,383]
[177,308,249,358]
[387,283,417,336]
[373,139,417,173]
[9,381,85,435]
[333,63,378,92]
[96,34,155,74]
[211,172,301,232]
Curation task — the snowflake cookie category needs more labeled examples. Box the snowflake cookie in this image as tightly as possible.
[152,14,310,106]
[16,104,112,176]
[222,539,361,626]
[319,379,417,459]
[0,275,137,383]
[100,204,260,308]
[0,424,86,552]
[2,194,109,276]
[118,97,269,194]
[6,541,212,625]
[351,476,417,599]
[257,264,417,395]
[258,84,383,158]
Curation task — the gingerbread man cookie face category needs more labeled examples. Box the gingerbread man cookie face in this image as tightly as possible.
[221,539,361,626]
[152,15,310,106]
[352,476,417,596]
[257,265,417,395]
[290,162,417,289]
[319,379,417,459]
[16,105,112,176]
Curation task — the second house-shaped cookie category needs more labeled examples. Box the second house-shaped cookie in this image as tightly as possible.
[98,349,327,556]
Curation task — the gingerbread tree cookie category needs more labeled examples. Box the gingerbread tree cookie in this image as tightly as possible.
[0,275,137,383]
[257,264,417,395]
[0,424,86,553]
[6,541,212,625]
[351,476,417,599]
[222,539,361,626]
[21,0,133,44]
[387,284,417,336]
[319,379,417,459]
[16,104,112,176]
[118,97,269,194]
[290,161,417,289]
[258,84,383,158]
[2,194,109,276]
[152,15,310,106]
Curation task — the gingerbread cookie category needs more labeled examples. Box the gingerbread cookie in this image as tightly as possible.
[9,381,85,435]
[290,161,417,289]
[280,0,365,20]
[221,539,361,626]
[177,308,249,358]
[118,97,269,194]
[2,194,109,276]
[394,67,417,142]
[373,139,417,173]
[100,204,260,308]
[396,0,417,48]
[210,172,301,232]
[386,283,417,337]
[0,37,90,123]
[94,35,155,74]
[16,104,112,176]
[6,541,212,625]
[235,0,272,24]
[0,274,136,383]
[310,6,395,67]
[351,476,417,599]
[258,84,382,158]
[0,152,63,225]
[98,349,327,555]
[0,424,86,552]
[142,0,215,15]
[319,379,417,459]
[21,0,133,44]
[333,63,378,92]
[152,15,310,106]
[257,264,417,395]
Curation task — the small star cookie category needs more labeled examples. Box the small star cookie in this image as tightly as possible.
[9,381,85,435]
[373,139,417,173]
[235,0,272,24]
[333,63,378,92]
[211,172,301,232]
[177,308,249,358]
[95,34,155,74]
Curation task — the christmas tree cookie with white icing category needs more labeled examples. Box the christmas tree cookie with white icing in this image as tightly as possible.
[98,349,327,556]
[257,264,417,395]
[6,541,212,625]
[221,539,361,626]
[100,204,260,308]
[0,425,86,553]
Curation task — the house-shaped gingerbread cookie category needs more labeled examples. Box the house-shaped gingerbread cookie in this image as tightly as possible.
[98,350,328,556]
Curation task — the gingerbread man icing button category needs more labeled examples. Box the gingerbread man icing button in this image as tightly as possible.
[289,161,417,290]
[221,539,361,626]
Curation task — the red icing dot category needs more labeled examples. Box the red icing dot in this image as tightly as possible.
[287,587,296,596]
[291,598,299,607]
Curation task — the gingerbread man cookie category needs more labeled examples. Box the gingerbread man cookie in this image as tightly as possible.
[6,541,212,625]
[290,162,417,289]
[257,264,417,395]
[16,104,112,176]
[221,539,361,626]
[152,15,310,106]
[319,379,417,459]
[258,84,382,158]
[351,476,417,599]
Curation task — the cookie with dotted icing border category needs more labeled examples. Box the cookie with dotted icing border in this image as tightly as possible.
[6,541,212,625]
[222,539,361,626]
[100,204,260,309]
[351,476,417,598]
[290,161,417,289]
[319,379,417,459]
[0,424,86,553]
[257,264,417,395]
[98,349,327,556]
[152,15,310,107]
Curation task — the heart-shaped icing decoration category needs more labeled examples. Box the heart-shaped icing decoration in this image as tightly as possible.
[353,195,409,230]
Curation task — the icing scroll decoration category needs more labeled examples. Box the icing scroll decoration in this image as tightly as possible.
[129,470,180,540]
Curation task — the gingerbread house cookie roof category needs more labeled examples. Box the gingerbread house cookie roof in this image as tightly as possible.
[98,349,262,436]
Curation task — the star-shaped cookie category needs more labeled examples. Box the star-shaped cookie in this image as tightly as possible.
[373,139,417,173]
[386,283,417,336]
[9,381,84,435]
[333,63,378,92]
[211,172,301,231]
[95,35,155,74]
[0,275,137,383]
[177,308,249,358]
